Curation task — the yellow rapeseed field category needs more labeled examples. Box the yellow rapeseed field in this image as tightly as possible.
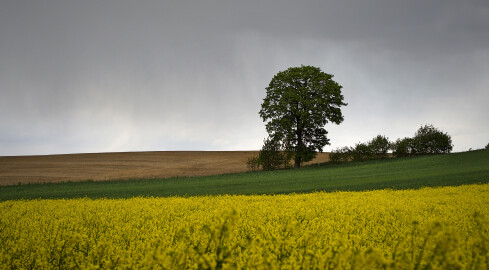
[1,184,488,269]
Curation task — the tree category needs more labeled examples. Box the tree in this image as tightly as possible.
[392,137,414,157]
[412,124,453,155]
[329,146,351,163]
[350,142,373,162]
[330,135,391,163]
[258,138,290,171]
[368,135,391,159]
[259,65,347,168]
[391,125,453,157]
[246,155,261,172]
[485,143,489,150]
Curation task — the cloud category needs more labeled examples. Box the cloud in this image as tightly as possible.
[0,0,488,155]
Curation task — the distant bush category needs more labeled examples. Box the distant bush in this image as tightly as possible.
[330,124,454,163]
[411,124,453,155]
[246,139,294,172]
[329,147,351,163]
[246,155,261,172]
[350,142,373,162]
[485,143,489,149]
[391,125,452,157]
[392,137,414,158]
[316,125,454,166]
[368,135,391,159]
[330,135,392,163]
[258,138,291,171]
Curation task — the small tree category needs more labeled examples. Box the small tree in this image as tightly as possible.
[485,143,489,150]
[392,137,414,157]
[329,146,351,163]
[368,135,391,159]
[350,142,373,161]
[258,138,290,171]
[246,155,261,172]
[412,124,453,155]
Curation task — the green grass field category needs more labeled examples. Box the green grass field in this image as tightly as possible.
[1,149,488,201]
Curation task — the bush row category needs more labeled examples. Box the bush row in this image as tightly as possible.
[330,124,453,163]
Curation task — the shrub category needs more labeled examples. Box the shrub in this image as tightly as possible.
[391,125,453,157]
[392,137,414,158]
[350,142,373,162]
[331,135,391,163]
[412,124,453,155]
[485,143,489,149]
[330,125,452,162]
[246,155,261,172]
[281,151,294,169]
[368,135,391,159]
[329,147,351,163]
[258,138,290,171]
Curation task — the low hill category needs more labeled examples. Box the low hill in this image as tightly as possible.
[0,151,330,186]
[0,149,487,201]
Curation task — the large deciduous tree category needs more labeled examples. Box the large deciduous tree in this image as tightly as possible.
[259,65,347,168]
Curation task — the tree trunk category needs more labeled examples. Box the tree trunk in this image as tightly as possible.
[295,123,303,169]
[295,103,303,169]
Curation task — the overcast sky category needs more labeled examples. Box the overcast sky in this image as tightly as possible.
[1,0,488,156]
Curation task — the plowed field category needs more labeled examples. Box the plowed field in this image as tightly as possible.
[0,151,330,186]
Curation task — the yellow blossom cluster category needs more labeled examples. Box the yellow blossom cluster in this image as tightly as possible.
[1,184,488,269]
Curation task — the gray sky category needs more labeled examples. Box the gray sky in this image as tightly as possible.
[1,0,488,156]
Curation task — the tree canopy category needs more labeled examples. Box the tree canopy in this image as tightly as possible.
[259,65,347,168]
[411,124,453,155]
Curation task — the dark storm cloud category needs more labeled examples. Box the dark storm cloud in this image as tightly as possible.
[1,0,488,155]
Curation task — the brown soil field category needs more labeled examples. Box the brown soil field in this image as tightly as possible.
[0,151,330,186]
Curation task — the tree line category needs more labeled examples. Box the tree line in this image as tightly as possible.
[248,124,454,171]
[329,124,453,163]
